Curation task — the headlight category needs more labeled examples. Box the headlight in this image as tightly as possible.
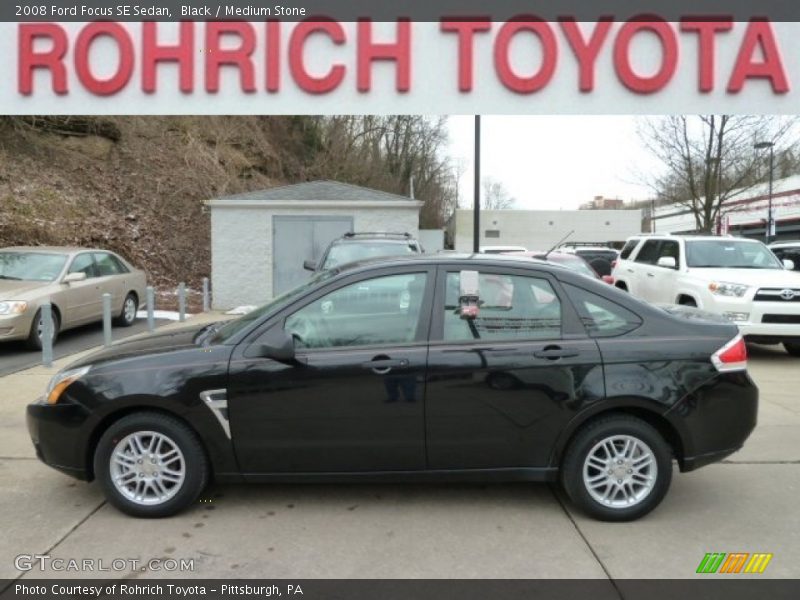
[708,282,749,297]
[0,301,28,315]
[45,366,91,405]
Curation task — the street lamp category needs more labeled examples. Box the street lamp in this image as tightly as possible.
[754,141,775,243]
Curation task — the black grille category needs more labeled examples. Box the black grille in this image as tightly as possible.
[754,289,800,302]
[762,314,800,324]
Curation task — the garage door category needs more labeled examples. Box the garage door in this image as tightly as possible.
[272,216,353,295]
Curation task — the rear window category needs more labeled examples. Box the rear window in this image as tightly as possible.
[619,239,640,260]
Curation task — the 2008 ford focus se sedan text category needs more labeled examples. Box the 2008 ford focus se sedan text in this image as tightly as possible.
[27,254,758,521]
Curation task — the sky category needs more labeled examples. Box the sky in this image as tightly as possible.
[446,115,665,210]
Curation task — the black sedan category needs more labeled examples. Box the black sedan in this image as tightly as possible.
[27,254,757,521]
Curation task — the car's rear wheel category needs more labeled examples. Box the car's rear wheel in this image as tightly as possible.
[25,308,60,351]
[561,415,672,521]
[784,342,800,357]
[114,293,138,327]
[94,412,209,518]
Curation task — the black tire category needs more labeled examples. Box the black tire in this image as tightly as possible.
[784,342,800,357]
[94,412,209,518]
[615,282,628,292]
[561,415,673,522]
[25,308,60,351]
[114,293,138,327]
[679,297,697,307]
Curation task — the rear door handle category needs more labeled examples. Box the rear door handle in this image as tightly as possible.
[362,358,409,374]
[534,347,579,360]
[647,272,655,278]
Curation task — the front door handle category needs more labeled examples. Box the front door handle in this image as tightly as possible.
[647,272,655,278]
[534,346,579,360]
[362,357,409,374]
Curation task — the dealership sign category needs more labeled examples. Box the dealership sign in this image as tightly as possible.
[3,19,800,113]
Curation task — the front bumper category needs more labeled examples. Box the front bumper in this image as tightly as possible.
[27,397,92,480]
[711,298,800,342]
[667,371,758,472]
[0,312,34,341]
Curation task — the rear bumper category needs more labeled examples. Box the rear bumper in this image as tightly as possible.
[667,371,758,472]
[27,398,92,481]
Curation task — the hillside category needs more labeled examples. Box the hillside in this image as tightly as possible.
[0,116,456,303]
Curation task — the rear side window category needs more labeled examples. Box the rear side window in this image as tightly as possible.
[634,240,661,265]
[619,239,640,260]
[443,272,561,341]
[94,253,125,276]
[565,284,642,338]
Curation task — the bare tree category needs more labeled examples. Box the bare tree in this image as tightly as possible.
[638,115,797,232]
[482,177,516,210]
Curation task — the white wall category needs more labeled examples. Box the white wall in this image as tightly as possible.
[453,209,643,252]
[418,229,445,253]
[211,205,420,309]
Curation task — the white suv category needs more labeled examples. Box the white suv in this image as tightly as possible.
[612,234,800,356]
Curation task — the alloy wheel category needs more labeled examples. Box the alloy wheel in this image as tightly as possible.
[582,434,657,509]
[109,431,186,506]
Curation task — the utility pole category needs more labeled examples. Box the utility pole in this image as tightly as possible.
[755,141,775,243]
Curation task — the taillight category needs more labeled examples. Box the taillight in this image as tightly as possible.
[711,334,748,372]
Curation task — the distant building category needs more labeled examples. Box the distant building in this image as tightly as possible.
[452,209,643,252]
[580,195,626,210]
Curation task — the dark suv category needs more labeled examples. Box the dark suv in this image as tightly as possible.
[304,232,422,272]
[28,254,757,521]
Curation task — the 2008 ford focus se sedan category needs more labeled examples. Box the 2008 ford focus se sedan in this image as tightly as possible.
[27,254,758,521]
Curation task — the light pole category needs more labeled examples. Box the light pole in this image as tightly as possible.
[473,115,481,253]
[755,141,775,243]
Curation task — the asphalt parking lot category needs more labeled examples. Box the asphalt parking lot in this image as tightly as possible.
[1,318,798,585]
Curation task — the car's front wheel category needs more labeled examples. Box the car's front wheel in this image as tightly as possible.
[25,308,60,351]
[94,412,209,518]
[114,293,138,327]
[561,415,672,521]
[784,342,800,357]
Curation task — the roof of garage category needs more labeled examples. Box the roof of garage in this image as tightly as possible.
[212,180,417,203]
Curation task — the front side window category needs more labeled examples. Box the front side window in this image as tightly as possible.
[285,272,428,349]
[443,271,561,341]
[565,284,642,337]
[656,241,680,266]
[69,254,97,278]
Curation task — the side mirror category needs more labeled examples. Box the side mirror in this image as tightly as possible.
[63,272,87,284]
[248,327,295,362]
[303,260,317,272]
[457,270,480,319]
[783,259,795,270]
[657,256,677,269]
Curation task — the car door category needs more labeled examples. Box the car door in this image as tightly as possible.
[93,252,126,313]
[227,267,434,474]
[629,239,661,301]
[424,266,604,470]
[644,240,681,303]
[62,253,102,325]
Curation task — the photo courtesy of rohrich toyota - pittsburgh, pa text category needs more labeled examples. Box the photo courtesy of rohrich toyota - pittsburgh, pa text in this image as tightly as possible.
[1,1,800,599]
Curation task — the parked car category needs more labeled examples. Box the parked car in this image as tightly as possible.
[28,253,756,521]
[559,245,620,277]
[0,247,146,350]
[304,232,422,272]
[480,245,528,254]
[612,234,800,356]
[770,240,800,272]
[504,250,614,283]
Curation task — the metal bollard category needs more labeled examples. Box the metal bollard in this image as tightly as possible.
[102,293,112,347]
[178,282,186,322]
[146,286,155,333]
[41,302,53,368]
[202,277,210,312]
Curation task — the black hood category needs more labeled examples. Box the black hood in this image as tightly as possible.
[68,323,211,368]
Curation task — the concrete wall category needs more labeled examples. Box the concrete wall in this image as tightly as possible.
[211,205,420,309]
[453,209,643,252]
[418,229,445,253]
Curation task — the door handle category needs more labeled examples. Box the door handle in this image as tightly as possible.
[534,347,579,360]
[626,268,634,273]
[647,272,655,278]
[361,357,409,374]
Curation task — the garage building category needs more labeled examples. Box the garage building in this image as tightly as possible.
[207,180,422,309]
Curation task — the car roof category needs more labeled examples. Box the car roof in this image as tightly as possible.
[333,252,570,274]
[628,234,760,243]
[332,237,413,245]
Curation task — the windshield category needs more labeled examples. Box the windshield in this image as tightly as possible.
[0,252,68,282]
[686,240,782,269]
[209,270,337,343]
[321,241,417,269]
[535,253,598,278]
